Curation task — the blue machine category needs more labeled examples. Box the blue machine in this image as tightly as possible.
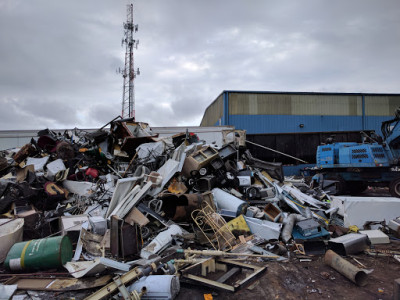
[315,108,400,197]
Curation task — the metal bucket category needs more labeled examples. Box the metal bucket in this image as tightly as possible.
[4,235,73,271]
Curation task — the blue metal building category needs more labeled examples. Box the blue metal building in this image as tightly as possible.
[200,91,400,136]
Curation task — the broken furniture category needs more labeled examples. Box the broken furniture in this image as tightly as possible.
[179,257,267,292]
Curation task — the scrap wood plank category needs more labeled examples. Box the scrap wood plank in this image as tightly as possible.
[181,258,266,292]
[184,274,235,292]
[4,275,111,291]
[179,257,212,276]
[218,259,267,290]
[216,267,241,283]
[84,267,142,300]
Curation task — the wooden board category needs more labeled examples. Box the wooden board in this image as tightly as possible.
[5,275,111,291]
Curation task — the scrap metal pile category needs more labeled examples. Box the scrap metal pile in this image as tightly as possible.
[0,117,399,299]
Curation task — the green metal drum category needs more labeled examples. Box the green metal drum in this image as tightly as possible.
[4,235,73,271]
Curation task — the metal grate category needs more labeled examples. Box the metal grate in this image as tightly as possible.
[371,147,384,153]
[352,149,367,153]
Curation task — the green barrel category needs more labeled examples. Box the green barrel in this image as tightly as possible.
[4,236,73,271]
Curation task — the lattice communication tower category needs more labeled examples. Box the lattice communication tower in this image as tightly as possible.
[119,3,140,119]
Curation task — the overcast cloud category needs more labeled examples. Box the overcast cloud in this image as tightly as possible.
[0,0,399,130]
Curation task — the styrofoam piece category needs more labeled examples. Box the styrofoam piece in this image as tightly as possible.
[140,225,184,259]
[128,275,180,300]
[46,159,66,179]
[63,180,97,197]
[64,257,130,278]
[359,230,390,244]
[244,216,282,240]
[337,196,400,228]
[212,188,248,216]
[26,156,49,172]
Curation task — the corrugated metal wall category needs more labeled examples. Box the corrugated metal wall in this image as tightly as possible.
[200,94,224,126]
[200,91,400,134]
[229,115,364,134]
[365,95,400,116]
[229,93,362,116]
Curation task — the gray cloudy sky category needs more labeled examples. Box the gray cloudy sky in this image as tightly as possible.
[0,0,399,130]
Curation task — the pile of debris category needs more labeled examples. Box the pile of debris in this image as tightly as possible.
[0,117,399,299]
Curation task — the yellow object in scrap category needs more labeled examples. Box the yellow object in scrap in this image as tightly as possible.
[348,225,359,233]
[226,215,251,234]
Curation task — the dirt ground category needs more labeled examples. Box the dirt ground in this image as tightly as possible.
[5,243,399,300]
[176,241,400,300]
[3,240,399,300]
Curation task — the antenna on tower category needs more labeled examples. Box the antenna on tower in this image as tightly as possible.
[118,3,140,119]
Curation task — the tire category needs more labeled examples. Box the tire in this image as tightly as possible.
[389,178,400,198]
[348,181,368,195]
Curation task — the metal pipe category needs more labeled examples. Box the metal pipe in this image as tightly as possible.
[281,214,305,243]
[324,250,368,286]
[177,249,279,259]
[246,140,308,164]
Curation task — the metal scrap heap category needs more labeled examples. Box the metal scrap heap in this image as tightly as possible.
[0,117,399,299]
